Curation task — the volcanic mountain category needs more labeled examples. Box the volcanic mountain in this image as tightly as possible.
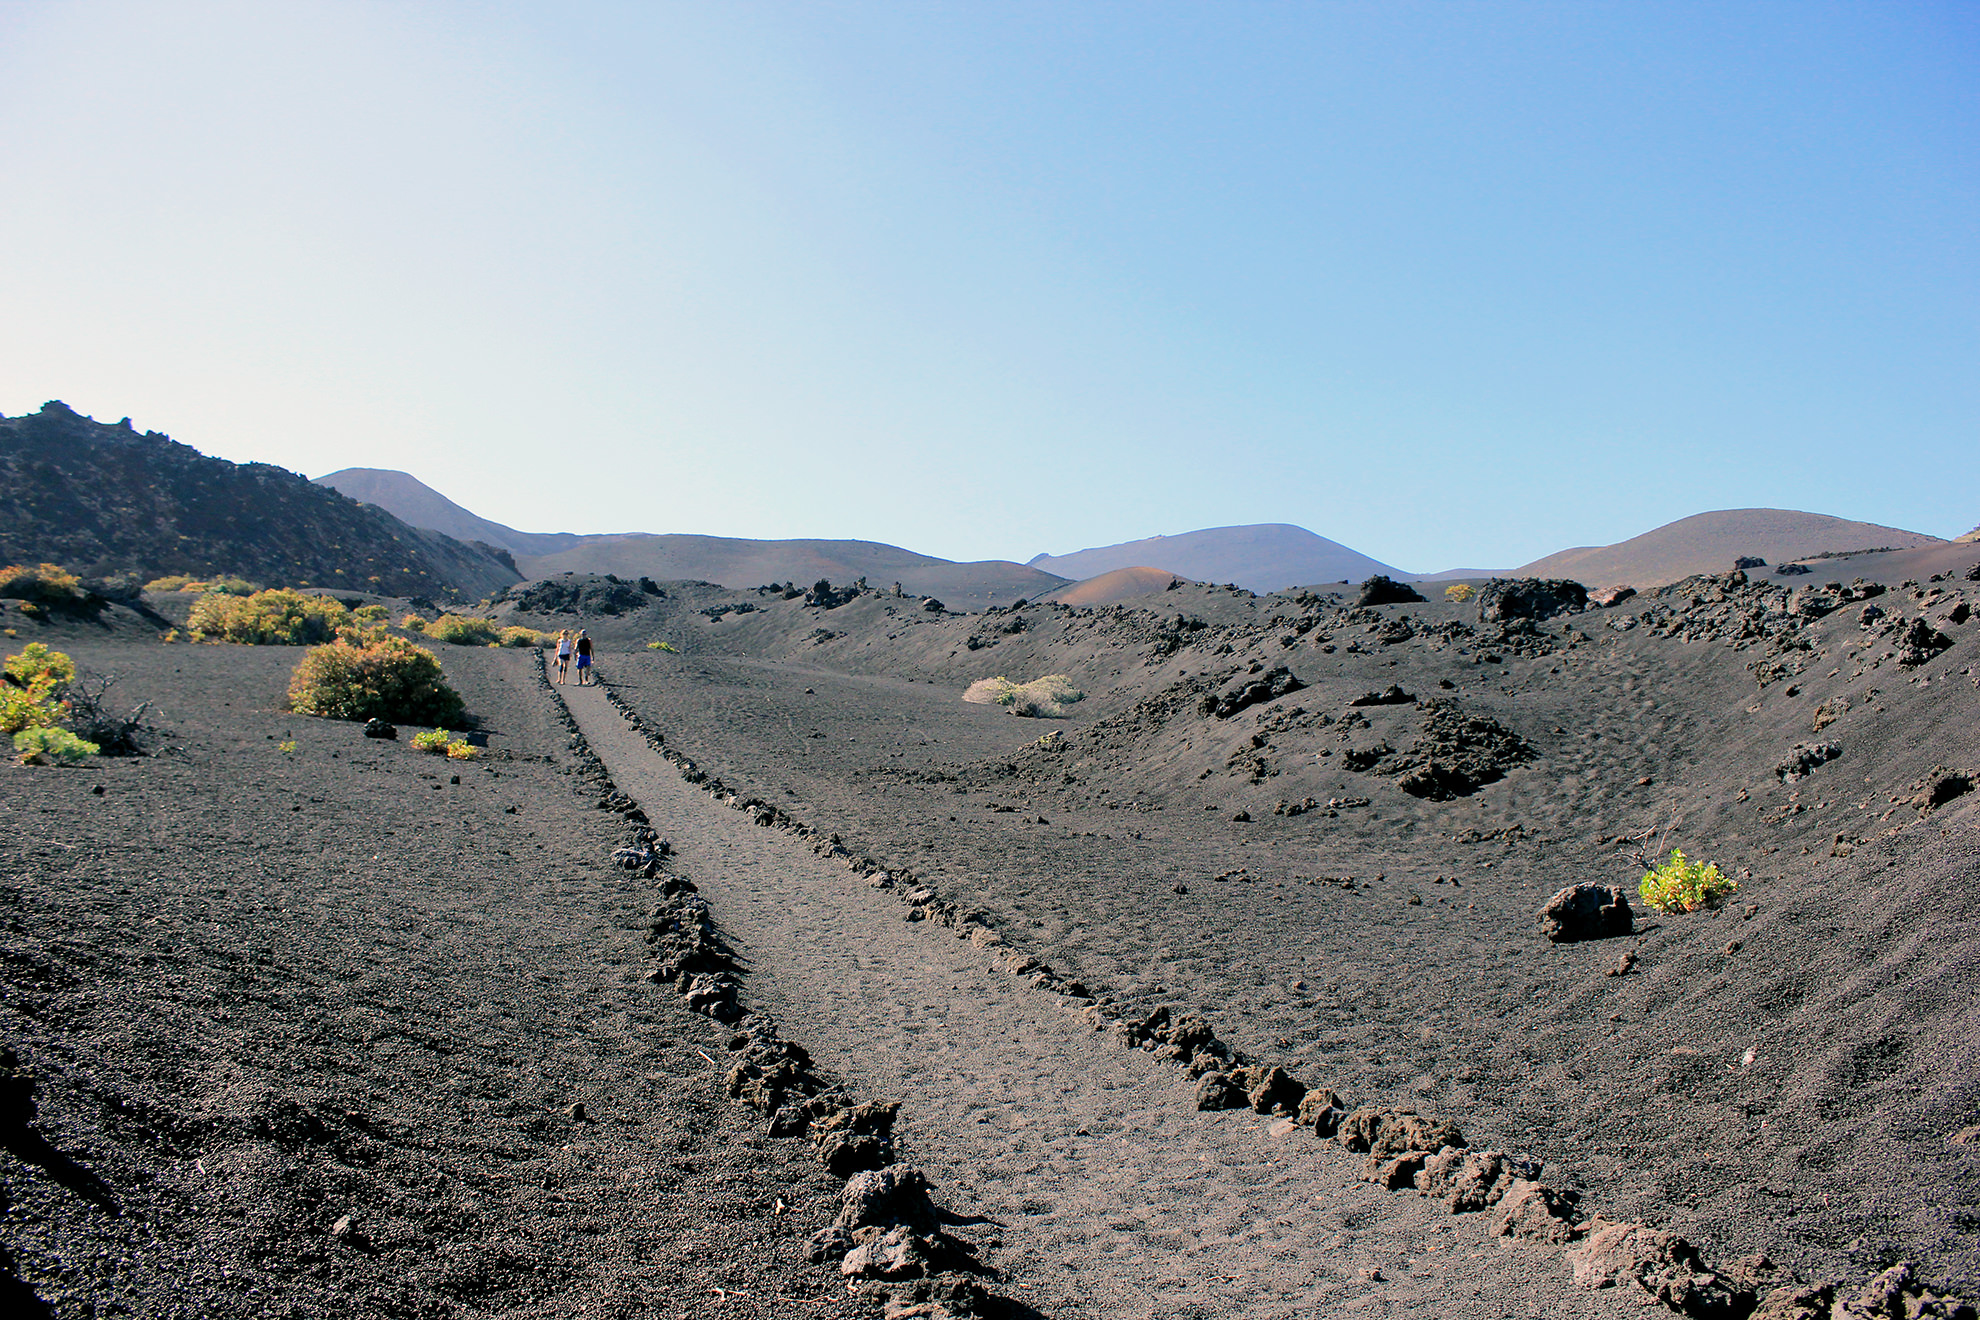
[1510,508,1942,589]
[1027,524,1403,593]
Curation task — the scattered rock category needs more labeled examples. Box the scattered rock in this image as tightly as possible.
[1539,885,1634,943]
[1567,1217,1750,1316]
[1337,1106,1466,1157]
[1776,742,1843,782]
[1356,575,1425,606]
[1296,1088,1349,1136]
[1589,586,1637,608]
[1414,1147,1540,1211]
[1194,1072,1244,1111]
[1478,578,1589,623]
[1607,950,1638,977]
[1492,1180,1582,1244]
[1200,665,1306,719]
[362,718,397,739]
[818,1131,893,1177]
[842,1225,940,1280]
[838,1164,934,1231]
[1348,685,1416,707]
[1896,617,1953,668]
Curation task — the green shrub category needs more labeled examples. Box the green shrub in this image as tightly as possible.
[0,563,85,604]
[411,728,454,752]
[189,589,347,644]
[1,643,75,735]
[1444,583,1476,603]
[1639,848,1738,914]
[14,726,98,765]
[497,625,551,648]
[444,739,479,760]
[423,614,500,646]
[646,640,678,652]
[287,635,465,725]
[144,575,195,592]
[351,604,389,625]
[963,674,1084,718]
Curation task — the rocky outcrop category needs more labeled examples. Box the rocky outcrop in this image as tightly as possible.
[1477,578,1588,623]
[1199,665,1305,719]
[1356,575,1425,606]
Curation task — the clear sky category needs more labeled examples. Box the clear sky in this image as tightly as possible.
[2,1,1973,572]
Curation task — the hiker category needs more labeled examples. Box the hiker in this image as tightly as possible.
[555,629,573,683]
[574,630,594,685]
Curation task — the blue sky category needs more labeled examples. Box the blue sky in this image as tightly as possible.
[1,1,1973,571]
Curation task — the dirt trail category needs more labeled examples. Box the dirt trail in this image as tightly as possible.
[556,669,1640,1320]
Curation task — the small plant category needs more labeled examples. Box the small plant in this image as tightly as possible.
[287,635,466,725]
[279,740,298,753]
[400,613,429,632]
[14,726,98,765]
[160,629,179,644]
[646,640,679,652]
[1639,848,1738,914]
[144,575,195,592]
[351,604,390,625]
[1444,583,1476,603]
[411,728,454,752]
[444,740,479,761]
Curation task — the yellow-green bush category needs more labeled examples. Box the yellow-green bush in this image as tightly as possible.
[146,575,257,596]
[423,614,500,646]
[189,589,348,645]
[1639,849,1738,914]
[351,604,389,625]
[144,575,195,592]
[2,643,75,735]
[1444,583,1476,603]
[646,640,678,652]
[288,635,465,725]
[400,613,429,632]
[497,625,552,648]
[963,674,1084,718]
[0,563,85,604]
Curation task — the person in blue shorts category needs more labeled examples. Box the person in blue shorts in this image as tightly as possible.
[574,630,594,685]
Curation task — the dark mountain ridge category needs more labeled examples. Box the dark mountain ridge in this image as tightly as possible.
[0,402,518,600]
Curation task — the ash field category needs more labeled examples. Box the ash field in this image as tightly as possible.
[4,548,1979,1320]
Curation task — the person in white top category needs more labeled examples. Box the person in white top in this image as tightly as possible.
[556,629,573,684]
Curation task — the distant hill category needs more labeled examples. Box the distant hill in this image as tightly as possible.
[0,402,519,599]
[1028,524,1401,594]
[321,467,1068,609]
[315,468,586,558]
[1046,566,1192,608]
[520,533,1068,609]
[1514,509,1942,588]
